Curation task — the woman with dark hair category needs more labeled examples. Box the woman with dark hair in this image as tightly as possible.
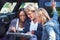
[17,8,28,19]
[9,8,28,33]
[8,8,29,40]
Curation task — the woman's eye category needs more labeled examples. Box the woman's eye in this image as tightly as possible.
[20,15,25,16]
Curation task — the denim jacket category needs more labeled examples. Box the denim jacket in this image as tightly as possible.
[42,9,59,40]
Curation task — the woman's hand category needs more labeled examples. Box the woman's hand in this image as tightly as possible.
[26,32,32,34]
[26,30,35,34]
[10,27,16,32]
[51,0,56,10]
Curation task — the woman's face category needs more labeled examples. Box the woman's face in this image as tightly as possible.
[26,10,35,21]
[19,11,26,22]
[38,10,47,24]
[38,10,43,15]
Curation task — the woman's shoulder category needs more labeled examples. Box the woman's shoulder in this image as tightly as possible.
[38,22,43,29]
[12,18,19,21]
[38,22,42,26]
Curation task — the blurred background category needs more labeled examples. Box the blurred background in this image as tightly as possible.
[0,0,60,39]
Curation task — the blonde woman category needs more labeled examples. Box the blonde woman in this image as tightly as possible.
[42,0,59,40]
[24,4,43,40]
[37,8,50,25]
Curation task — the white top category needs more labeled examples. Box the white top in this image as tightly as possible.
[16,19,24,31]
[17,27,24,31]
[30,21,38,31]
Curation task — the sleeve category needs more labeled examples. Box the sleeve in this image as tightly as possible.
[9,19,17,27]
[52,9,58,21]
[46,26,56,40]
[8,19,17,31]
[42,27,47,40]
[34,23,43,39]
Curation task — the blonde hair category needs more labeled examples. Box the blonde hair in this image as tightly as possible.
[24,4,38,12]
[37,8,50,24]
[24,4,38,17]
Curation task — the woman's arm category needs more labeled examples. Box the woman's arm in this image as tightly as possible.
[46,26,56,40]
[33,23,43,39]
[51,0,58,20]
[8,18,17,32]
[52,7,58,21]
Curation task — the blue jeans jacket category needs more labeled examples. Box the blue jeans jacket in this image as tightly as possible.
[42,10,60,40]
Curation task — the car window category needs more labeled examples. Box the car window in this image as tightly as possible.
[19,2,38,9]
[0,2,17,13]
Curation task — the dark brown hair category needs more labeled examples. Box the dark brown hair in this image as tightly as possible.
[17,8,28,19]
